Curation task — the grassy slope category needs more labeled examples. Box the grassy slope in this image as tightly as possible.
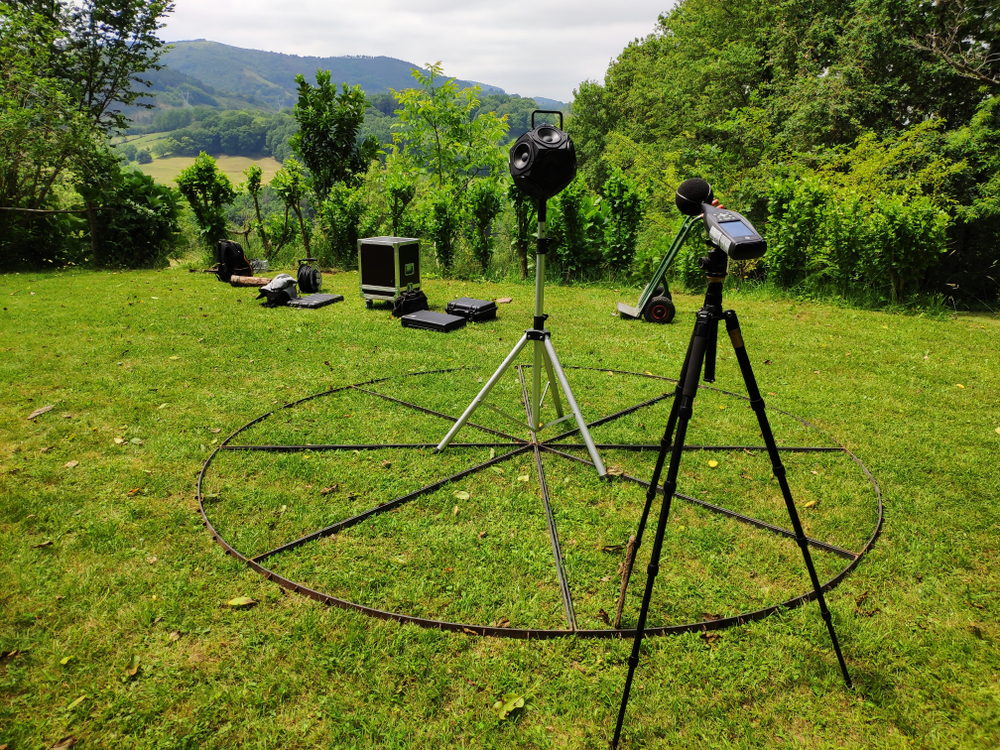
[0,267,998,749]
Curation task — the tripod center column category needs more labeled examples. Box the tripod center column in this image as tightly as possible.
[532,199,548,433]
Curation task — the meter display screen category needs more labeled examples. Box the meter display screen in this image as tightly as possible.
[719,220,756,238]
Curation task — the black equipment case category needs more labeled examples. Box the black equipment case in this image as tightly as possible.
[445,297,497,322]
[358,236,420,306]
[287,293,344,309]
[400,310,466,333]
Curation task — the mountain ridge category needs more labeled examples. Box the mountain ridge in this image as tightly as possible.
[160,40,565,110]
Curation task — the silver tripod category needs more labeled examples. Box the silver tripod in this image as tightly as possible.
[436,200,606,477]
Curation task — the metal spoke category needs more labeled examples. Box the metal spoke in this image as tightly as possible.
[540,445,857,560]
[251,445,533,563]
[518,365,577,630]
[221,442,520,452]
[197,366,883,640]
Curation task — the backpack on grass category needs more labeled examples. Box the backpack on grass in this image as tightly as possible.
[214,240,254,283]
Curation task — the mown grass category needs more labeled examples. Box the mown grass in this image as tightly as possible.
[1,264,998,749]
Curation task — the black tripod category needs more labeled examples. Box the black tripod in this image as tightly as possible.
[610,249,852,749]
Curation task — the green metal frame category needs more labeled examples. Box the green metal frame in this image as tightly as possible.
[633,214,699,316]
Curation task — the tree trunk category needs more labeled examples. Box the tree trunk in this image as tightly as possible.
[86,201,100,266]
[293,206,310,255]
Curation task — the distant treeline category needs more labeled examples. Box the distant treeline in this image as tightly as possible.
[120,92,546,164]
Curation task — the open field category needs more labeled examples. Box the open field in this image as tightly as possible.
[134,153,283,186]
[1,266,998,749]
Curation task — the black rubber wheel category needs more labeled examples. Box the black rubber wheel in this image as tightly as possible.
[365,299,374,310]
[643,295,675,324]
[653,285,665,298]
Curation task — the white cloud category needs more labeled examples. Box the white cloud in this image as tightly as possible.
[163,0,673,101]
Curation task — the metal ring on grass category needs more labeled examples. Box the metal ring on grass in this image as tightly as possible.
[197,367,882,639]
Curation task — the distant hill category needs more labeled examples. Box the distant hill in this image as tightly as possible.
[159,40,554,110]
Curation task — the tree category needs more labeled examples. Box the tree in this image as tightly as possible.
[384,157,416,237]
[243,163,272,258]
[271,156,310,254]
[318,183,362,268]
[175,152,237,245]
[391,62,508,192]
[428,188,461,269]
[19,0,175,133]
[466,178,504,272]
[0,0,174,268]
[508,179,536,279]
[289,70,378,204]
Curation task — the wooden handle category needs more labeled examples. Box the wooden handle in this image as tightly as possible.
[229,275,271,287]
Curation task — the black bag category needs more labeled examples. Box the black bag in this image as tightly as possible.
[214,240,253,283]
[392,289,429,318]
[255,273,298,307]
[445,297,497,322]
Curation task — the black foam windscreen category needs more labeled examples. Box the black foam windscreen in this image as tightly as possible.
[675,178,714,215]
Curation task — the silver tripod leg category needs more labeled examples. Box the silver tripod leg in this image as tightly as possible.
[543,336,607,477]
[436,334,530,452]
[541,344,565,420]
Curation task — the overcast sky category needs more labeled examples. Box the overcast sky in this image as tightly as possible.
[164,0,674,102]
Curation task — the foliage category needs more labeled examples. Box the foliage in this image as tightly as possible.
[243,164,271,258]
[95,168,182,268]
[567,0,1000,304]
[41,0,174,133]
[602,167,645,276]
[271,156,311,254]
[0,0,173,269]
[174,152,237,246]
[384,162,416,237]
[391,62,508,193]
[427,188,462,270]
[317,183,363,269]
[466,179,504,272]
[154,109,297,161]
[507,179,536,279]
[0,3,92,215]
[549,176,608,281]
[289,71,379,204]
[766,176,951,302]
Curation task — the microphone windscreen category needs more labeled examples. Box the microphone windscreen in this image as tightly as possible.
[675,178,714,215]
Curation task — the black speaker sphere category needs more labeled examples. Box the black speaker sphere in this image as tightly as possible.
[509,125,577,201]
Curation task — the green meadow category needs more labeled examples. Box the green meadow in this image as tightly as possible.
[1,266,998,748]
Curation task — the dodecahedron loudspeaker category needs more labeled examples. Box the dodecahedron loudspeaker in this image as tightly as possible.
[510,124,577,201]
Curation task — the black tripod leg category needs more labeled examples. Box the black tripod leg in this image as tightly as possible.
[611,312,711,750]
[614,334,695,628]
[631,333,695,552]
[722,310,853,689]
[703,315,719,383]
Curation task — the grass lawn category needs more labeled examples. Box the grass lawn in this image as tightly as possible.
[1,264,998,749]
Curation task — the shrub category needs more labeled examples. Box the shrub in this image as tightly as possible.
[765,176,952,302]
[602,167,645,276]
[318,183,363,269]
[97,169,182,268]
[550,176,607,281]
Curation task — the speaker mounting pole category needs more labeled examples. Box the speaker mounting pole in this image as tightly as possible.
[436,113,606,478]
